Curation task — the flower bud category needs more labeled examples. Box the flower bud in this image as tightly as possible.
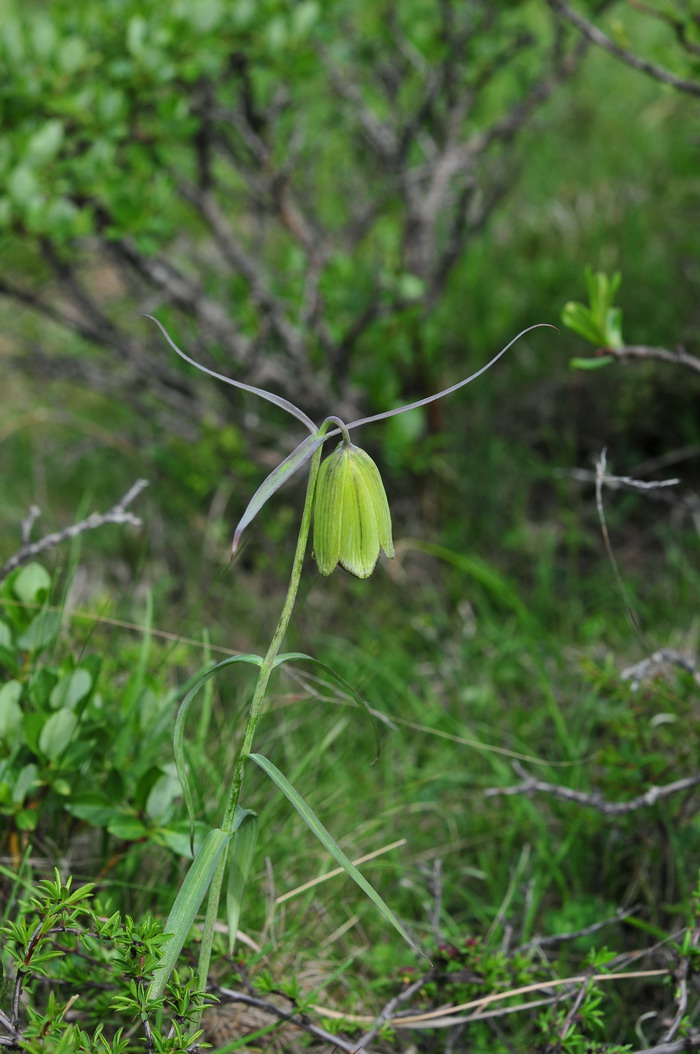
[313,442,394,579]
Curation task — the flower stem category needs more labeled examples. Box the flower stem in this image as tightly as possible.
[195,442,325,1007]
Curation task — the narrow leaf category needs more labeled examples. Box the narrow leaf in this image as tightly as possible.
[174,654,263,852]
[145,315,317,433]
[231,432,325,555]
[561,302,605,346]
[248,753,423,957]
[570,356,614,371]
[226,810,258,954]
[274,651,396,754]
[149,827,232,1000]
[344,324,555,433]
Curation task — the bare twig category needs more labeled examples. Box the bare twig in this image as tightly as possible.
[633,1033,700,1054]
[518,907,638,953]
[485,761,700,815]
[20,506,41,546]
[608,343,700,374]
[622,648,700,691]
[661,925,700,1043]
[353,971,434,1051]
[214,987,358,1053]
[595,449,645,640]
[0,480,148,582]
[547,0,700,97]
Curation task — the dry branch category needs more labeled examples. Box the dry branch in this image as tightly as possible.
[485,761,700,815]
[0,480,148,582]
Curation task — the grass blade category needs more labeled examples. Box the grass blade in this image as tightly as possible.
[248,752,423,958]
[226,809,258,954]
[150,826,232,1000]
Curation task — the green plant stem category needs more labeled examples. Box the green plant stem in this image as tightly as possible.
[195,443,325,1007]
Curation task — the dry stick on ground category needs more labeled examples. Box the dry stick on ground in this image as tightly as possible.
[661,924,700,1044]
[547,0,700,97]
[485,761,700,815]
[0,480,148,582]
[518,906,638,954]
[213,987,358,1054]
[634,1035,700,1054]
[622,648,700,691]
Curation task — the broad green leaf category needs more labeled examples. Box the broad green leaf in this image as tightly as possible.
[107,816,149,840]
[12,562,51,604]
[18,610,61,653]
[249,753,422,956]
[0,681,23,743]
[173,653,264,851]
[12,763,38,806]
[38,709,78,761]
[49,668,93,709]
[27,120,64,163]
[68,792,119,827]
[226,809,258,954]
[150,826,232,999]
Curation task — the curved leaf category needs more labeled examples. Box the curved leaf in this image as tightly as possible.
[231,432,325,556]
[344,324,555,432]
[174,654,263,852]
[145,315,317,433]
[150,826,232,1000]
[226,809,258,954]
[248,752,423,957]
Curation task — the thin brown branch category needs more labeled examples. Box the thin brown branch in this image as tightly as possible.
[607,343,700,374]
[353,971,434,1051]
[178,180,307,365]
[633,1033,700,1054]
[661,925,700,1043]
[547,0,700,96]
[214,987,357,1053]
[485,761,700,815]
[518,907,638,953]
[627,0,700,59]
[0,481,148,582]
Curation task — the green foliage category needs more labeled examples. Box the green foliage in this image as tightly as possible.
[0,562,200,857]
[1,869,208,1051]
[562,267,624,361]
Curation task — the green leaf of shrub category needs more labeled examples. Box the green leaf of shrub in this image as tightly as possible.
[18,610,61,652]
[12,562,51,604]
[49,668,93,709]
[38,709,78,761]
[0,680,23,742]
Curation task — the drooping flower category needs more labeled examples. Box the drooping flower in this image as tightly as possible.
[146,316,553,576]
[313,441,394,578]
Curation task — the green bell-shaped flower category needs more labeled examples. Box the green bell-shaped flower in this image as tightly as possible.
[313,442,394,579]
